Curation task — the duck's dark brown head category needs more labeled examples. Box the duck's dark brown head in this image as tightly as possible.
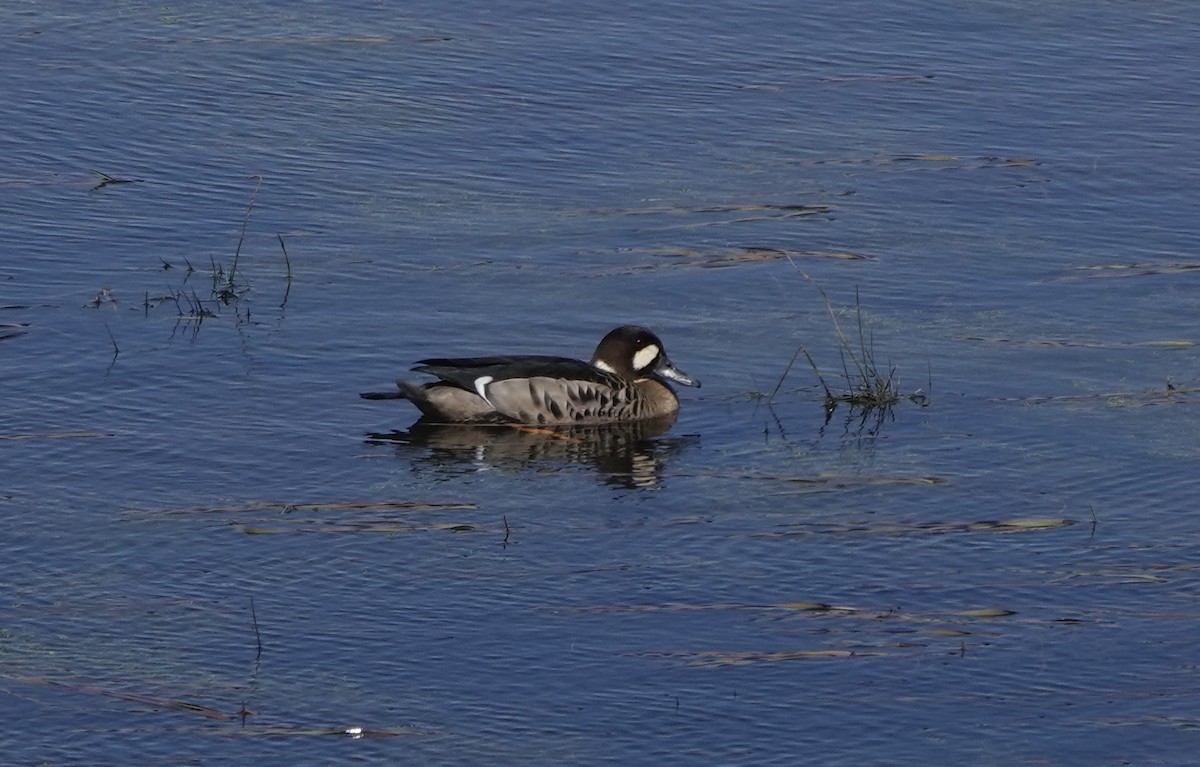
[589,326,700,388]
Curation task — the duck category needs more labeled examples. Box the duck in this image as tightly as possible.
[361,325,699,425]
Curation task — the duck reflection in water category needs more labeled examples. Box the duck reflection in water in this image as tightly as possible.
[365,414,694,490]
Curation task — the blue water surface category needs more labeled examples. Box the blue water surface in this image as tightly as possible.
[2,1,1199,765]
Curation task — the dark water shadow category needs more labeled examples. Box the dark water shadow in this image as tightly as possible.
[365,415,698,490]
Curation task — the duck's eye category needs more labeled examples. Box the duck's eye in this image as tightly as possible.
[632,343,660,371]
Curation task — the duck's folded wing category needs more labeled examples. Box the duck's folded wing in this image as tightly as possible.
[412,356,608,392]
[400,381,507,422]
[412,356,626,424]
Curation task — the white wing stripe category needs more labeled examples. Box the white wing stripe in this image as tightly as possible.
[473,375,495,406]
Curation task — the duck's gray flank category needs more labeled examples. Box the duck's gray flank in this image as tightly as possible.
[361,325,699,425]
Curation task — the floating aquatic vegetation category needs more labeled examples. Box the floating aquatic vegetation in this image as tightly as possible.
[190,36,395,45]
[0,431,113,440]
[570,601,1021,626]
[1064,262,1200,280]
[127,499,477,517]
[89,169,143,191]
[603,602,1031,667]
[582,201,836,231]
[4,673,232,720]
[124,499,482,535]
[991,382,1200,407]
[0,320,29,339]
[167,36,446,46]
[1,673,432,736]
[955,608,1018,618]
[1099,715,1200,733]
[819,74,936,84]
[645,648,871,667]
[960,335,1197,349]
[757,472,946,487]
[225,724,433,738]
[1,170,145,190]
[740,74,935,89]
[232,520,479,535]
[589,202,834,218]
[799,154,1040,170]
[687,472,946,489]
[567,600,861,615]
[1049,562,1196,587]
[757,516,1075,539]
[598,246,873,275]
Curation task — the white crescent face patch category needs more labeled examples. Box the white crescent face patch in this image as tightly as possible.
[631,344,660,372]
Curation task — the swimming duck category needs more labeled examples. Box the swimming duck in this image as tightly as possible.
[361,325,699,425]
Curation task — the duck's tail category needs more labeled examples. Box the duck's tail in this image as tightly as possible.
[360,381,409,400]
[360,390,403,400]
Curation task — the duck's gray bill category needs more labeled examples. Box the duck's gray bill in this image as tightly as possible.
[655,356,700,388]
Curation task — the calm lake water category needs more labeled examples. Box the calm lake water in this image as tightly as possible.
[3,1,1200,764]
